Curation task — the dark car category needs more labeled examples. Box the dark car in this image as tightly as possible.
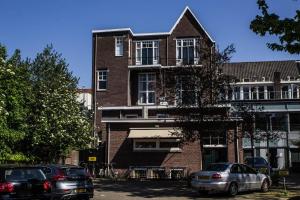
[38,165,93,200]
[244,157,271,174]
[0,166,52,200]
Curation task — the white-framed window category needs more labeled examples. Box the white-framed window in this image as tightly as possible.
[133,139,181,152]
[176,38,199,65]
[115,37,123,56]
[97,70,108,90]
[138,73,156,105]
[203,133,227,147]
[136,41,159,65]
[175,76,197,105]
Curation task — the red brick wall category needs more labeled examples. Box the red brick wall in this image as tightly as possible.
[108,124,202,174]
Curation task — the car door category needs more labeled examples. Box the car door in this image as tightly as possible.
[230,164,246,191]
[241,164,261,190]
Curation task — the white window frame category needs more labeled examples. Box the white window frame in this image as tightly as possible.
[115,37,123,56]
[133,139,181,152]
[97,70,108,91]
[176,38,199,66]
[138,73,156,105]
[135,41,159,65]
[175,76,197,106]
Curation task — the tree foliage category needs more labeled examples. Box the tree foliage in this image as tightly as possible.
[27,45,92,162]
[165,44,237,143]
[0,44,32,162]
[0,44,92,163]
[250,0,300,54]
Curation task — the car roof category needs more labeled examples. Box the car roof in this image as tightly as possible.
[37,164,83,168]
[0,165,41,169]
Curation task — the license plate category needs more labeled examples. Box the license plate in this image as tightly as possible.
[75,188,86,193]
[198,176,210,180]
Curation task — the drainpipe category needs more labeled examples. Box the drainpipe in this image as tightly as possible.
[93,34,98,149]
[107,123,111,176]
[236,122,240,163]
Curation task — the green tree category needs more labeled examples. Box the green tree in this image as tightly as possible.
[0,44,32,162]
[250,0,300,54]
[28,45,92,162]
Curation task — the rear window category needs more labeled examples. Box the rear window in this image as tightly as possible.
[63,168,89,177]
[5,168,46,181]
[205,164,229,171]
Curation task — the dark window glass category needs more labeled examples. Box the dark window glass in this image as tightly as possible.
[230,164,242,174]
[160,142,179,148]
[290,113,300,131]
[135,142,156,148]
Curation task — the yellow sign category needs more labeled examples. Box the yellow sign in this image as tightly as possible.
[88,156,97,162]
[278,170,289,177]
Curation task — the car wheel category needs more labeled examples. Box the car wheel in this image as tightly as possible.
[228,182,238,196]
[261,179,269,192]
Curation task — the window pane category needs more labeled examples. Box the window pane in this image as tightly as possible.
[148,92,155,103]
[135,142,156,148]
[99,81,107,90]
[139,92,147,104]
[160,142,179,148]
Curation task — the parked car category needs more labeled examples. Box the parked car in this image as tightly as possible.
[190,163,271,196]
[38,164,94,200]
[244,157,271,174]
[0,165,52,200]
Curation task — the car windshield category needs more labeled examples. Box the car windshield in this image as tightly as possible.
[245,157,267,165]
[205,164,229,171]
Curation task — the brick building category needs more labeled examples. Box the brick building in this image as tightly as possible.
[91,7,243,178]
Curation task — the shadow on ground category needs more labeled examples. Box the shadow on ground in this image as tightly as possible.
[94,179,300,200]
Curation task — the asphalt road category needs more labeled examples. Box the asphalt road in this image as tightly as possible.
[92,179,300,200]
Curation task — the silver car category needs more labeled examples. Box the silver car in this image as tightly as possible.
[191,163,271,196]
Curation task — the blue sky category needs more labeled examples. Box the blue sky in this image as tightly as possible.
[1,0,299,88]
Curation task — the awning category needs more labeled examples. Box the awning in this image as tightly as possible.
[128,129,182,139]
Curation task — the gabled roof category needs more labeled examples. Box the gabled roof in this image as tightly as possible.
[92,6,215,42]
[222,60,300,80]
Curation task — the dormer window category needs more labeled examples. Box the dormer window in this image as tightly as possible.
[176,38,199,65]
[136,41,159,65]
[115,37,123,56]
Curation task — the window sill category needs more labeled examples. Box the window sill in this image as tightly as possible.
[133,148,182,153]
[97,89,107,92]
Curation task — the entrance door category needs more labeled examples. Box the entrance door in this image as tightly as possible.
[202,148,227,170]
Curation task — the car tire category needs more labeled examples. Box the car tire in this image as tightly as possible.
[261,179,269,192]
[228,182,238,196]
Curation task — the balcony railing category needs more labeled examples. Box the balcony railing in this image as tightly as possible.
[227,91,300,101]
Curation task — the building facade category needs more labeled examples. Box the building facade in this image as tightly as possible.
[92,7,242,178]
[92,7,300,177]
[222,61,300,171]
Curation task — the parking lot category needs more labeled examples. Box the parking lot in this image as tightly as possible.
[93,179,300,200]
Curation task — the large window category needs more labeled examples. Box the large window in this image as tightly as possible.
[176,76,196,105]
[176,38,199,65]
[138,73,156,104]
[115,37,123,56]
[136,41,159,65]
[133,139,181,152]
[97,70,108,90]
